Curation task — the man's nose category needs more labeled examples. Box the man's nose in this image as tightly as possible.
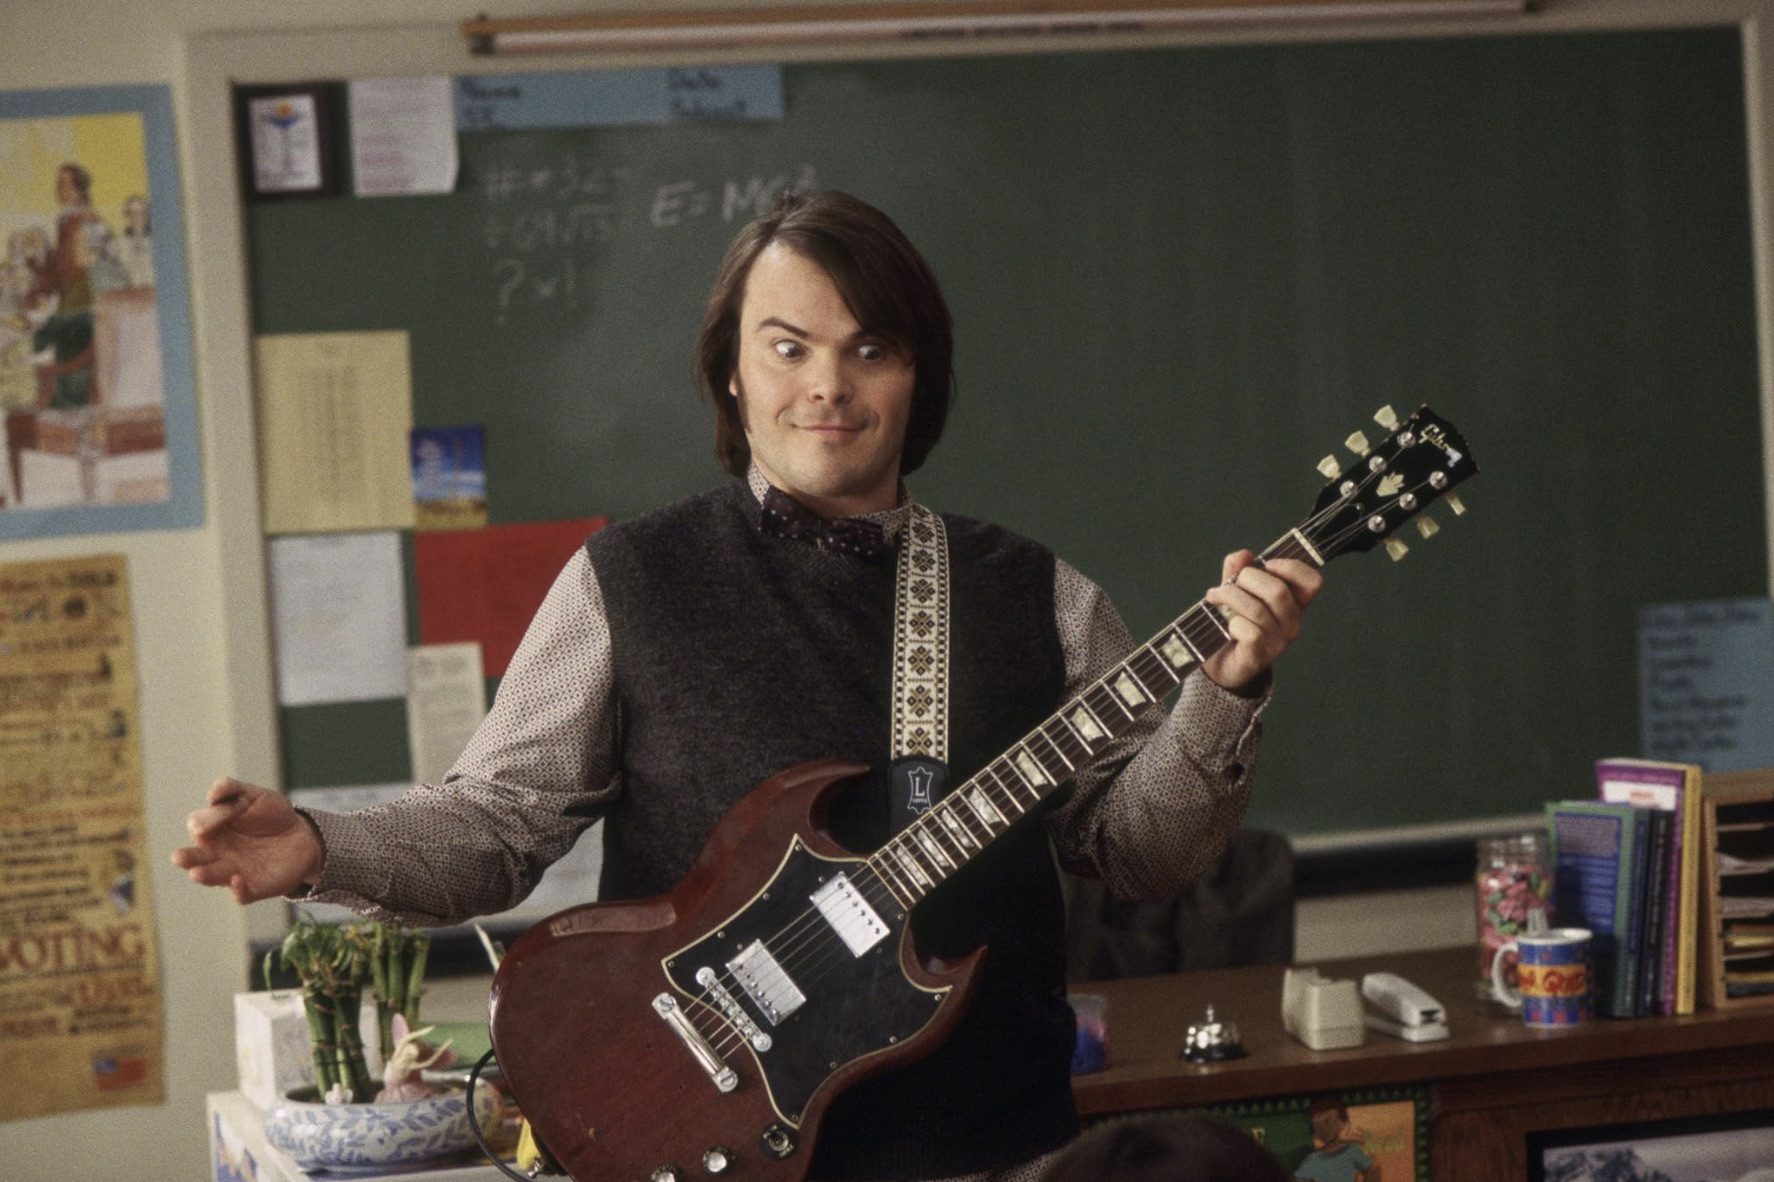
[806,352,852,402]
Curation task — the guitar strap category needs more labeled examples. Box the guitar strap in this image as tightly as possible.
[887,502,950,833]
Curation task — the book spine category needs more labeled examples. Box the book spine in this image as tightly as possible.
[1641,809,1672,1016]
[1617,807,1648,1017]
[1675,770,1703,1015]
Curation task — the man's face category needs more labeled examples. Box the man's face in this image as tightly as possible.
[55,169,78,206]
[728,242,915,518]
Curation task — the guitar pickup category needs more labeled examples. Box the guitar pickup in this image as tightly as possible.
[727,940,805,1025]
[811,873,888,957]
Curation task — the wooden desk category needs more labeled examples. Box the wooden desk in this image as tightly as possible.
[1070,945,1774,1180]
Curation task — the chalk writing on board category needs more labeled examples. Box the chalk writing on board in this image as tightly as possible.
[488,256,576,326]
[651,165,820,229]
[478,156,818,322]
[1638,598,1774,771]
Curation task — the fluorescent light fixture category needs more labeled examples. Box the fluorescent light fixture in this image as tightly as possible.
[463,0,1530,55]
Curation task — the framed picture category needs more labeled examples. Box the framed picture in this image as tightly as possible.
[0,84,203,536]
[234,82,338,199]
[1178,1086,1433,1182]
[1528,1107,1774,1181]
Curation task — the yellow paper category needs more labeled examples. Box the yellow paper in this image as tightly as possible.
[255,331,416,534]
[0,553,164,1120]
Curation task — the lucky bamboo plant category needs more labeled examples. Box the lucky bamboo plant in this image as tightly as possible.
[265,918,432,1103]
[365,922,430,1066]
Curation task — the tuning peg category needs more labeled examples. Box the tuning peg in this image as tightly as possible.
[1415,515,1440,540]
[1344,430,1371,457]
[1374,405,1399,431]
[1316,455,1342,480]
[1446,494,1467,516]
[1384,537,1409,562]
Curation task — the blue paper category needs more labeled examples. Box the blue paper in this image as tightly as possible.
[456,66,783,132]
[1638,597,1774,771]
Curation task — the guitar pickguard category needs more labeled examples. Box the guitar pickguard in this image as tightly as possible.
[662,840,948,1127]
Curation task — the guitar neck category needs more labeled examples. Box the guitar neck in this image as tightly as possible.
[866,529,1322,907]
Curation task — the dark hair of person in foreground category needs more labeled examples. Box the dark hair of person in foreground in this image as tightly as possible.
[1044,1114,1293,1182]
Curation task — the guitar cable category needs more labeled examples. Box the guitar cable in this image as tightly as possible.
[468,1046,556,1180]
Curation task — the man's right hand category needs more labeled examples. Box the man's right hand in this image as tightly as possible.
[170,777,324,904]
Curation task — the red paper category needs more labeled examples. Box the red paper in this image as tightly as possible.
[414,516,607,676]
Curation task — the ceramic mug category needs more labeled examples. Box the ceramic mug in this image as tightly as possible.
[1490,927,1593,1026]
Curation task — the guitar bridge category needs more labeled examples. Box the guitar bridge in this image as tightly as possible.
[727,940,805,1025]
[652,993,738,1093]
[696,966,772,1052]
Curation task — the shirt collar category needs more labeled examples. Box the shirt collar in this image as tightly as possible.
[745,465,914,546]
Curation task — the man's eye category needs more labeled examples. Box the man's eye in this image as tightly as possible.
[772,340,803,359]
[857,343,886,362]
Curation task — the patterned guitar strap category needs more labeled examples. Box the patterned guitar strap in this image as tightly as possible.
[888,502,951,835]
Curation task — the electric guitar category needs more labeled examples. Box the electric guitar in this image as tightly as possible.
[488,404,1478,1181]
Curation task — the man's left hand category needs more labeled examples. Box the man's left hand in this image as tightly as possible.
[1200,550,1322,692]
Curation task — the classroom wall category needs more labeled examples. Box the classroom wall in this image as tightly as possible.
[0,4,613,1180]
[3,2,1772,1180]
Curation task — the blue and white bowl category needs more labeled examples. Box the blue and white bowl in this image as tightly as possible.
[265,1084,499,1173]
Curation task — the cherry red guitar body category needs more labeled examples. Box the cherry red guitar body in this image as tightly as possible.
[489,759,983,1182]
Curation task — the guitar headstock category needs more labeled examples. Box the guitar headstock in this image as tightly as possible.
[1306,404,1478,564]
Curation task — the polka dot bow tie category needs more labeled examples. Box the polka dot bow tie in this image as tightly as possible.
[759,486,890,564]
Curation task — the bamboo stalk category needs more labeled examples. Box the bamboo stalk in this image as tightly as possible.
[403,933,430,1026]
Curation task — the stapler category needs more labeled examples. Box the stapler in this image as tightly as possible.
[1360,971,1450,1042]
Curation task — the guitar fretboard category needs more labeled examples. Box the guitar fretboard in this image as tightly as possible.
[866,530,1321,910]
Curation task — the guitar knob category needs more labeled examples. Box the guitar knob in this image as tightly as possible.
[702,1148,733,1175]
[1374,404,1399,431]
[651,1168,684,1182]
[1316,454,1342,480]
[1344,430,1371,457]
[1415,515,1440,540]
[1384,538,1409,562]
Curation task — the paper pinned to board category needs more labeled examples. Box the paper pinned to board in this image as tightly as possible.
[269,532,408,706]
[413,516,607,677]
[256,331,416,534]
[405,642,488,785]
[1639,598,1774,771]
[350,76,459,196]
[455,65,783,131]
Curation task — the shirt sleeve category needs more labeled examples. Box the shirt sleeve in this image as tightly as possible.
[1043,556,1269,901]
[298,547,622,926]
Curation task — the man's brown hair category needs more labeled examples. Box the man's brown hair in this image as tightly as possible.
[696,190,954,479]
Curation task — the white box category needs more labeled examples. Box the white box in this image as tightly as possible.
[235,990,315,1111]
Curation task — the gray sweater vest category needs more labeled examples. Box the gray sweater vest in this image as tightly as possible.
[586,480,1077,1179]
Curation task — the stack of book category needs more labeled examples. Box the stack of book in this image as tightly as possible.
[1544,758,1703,1018]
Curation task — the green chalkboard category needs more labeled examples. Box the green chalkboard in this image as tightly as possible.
[252,27,1767,838]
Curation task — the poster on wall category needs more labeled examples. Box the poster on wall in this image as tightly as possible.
[0,84,202,538]
[0,554,164,1121]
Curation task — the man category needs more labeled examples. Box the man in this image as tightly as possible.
[175,191,1320,1181]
